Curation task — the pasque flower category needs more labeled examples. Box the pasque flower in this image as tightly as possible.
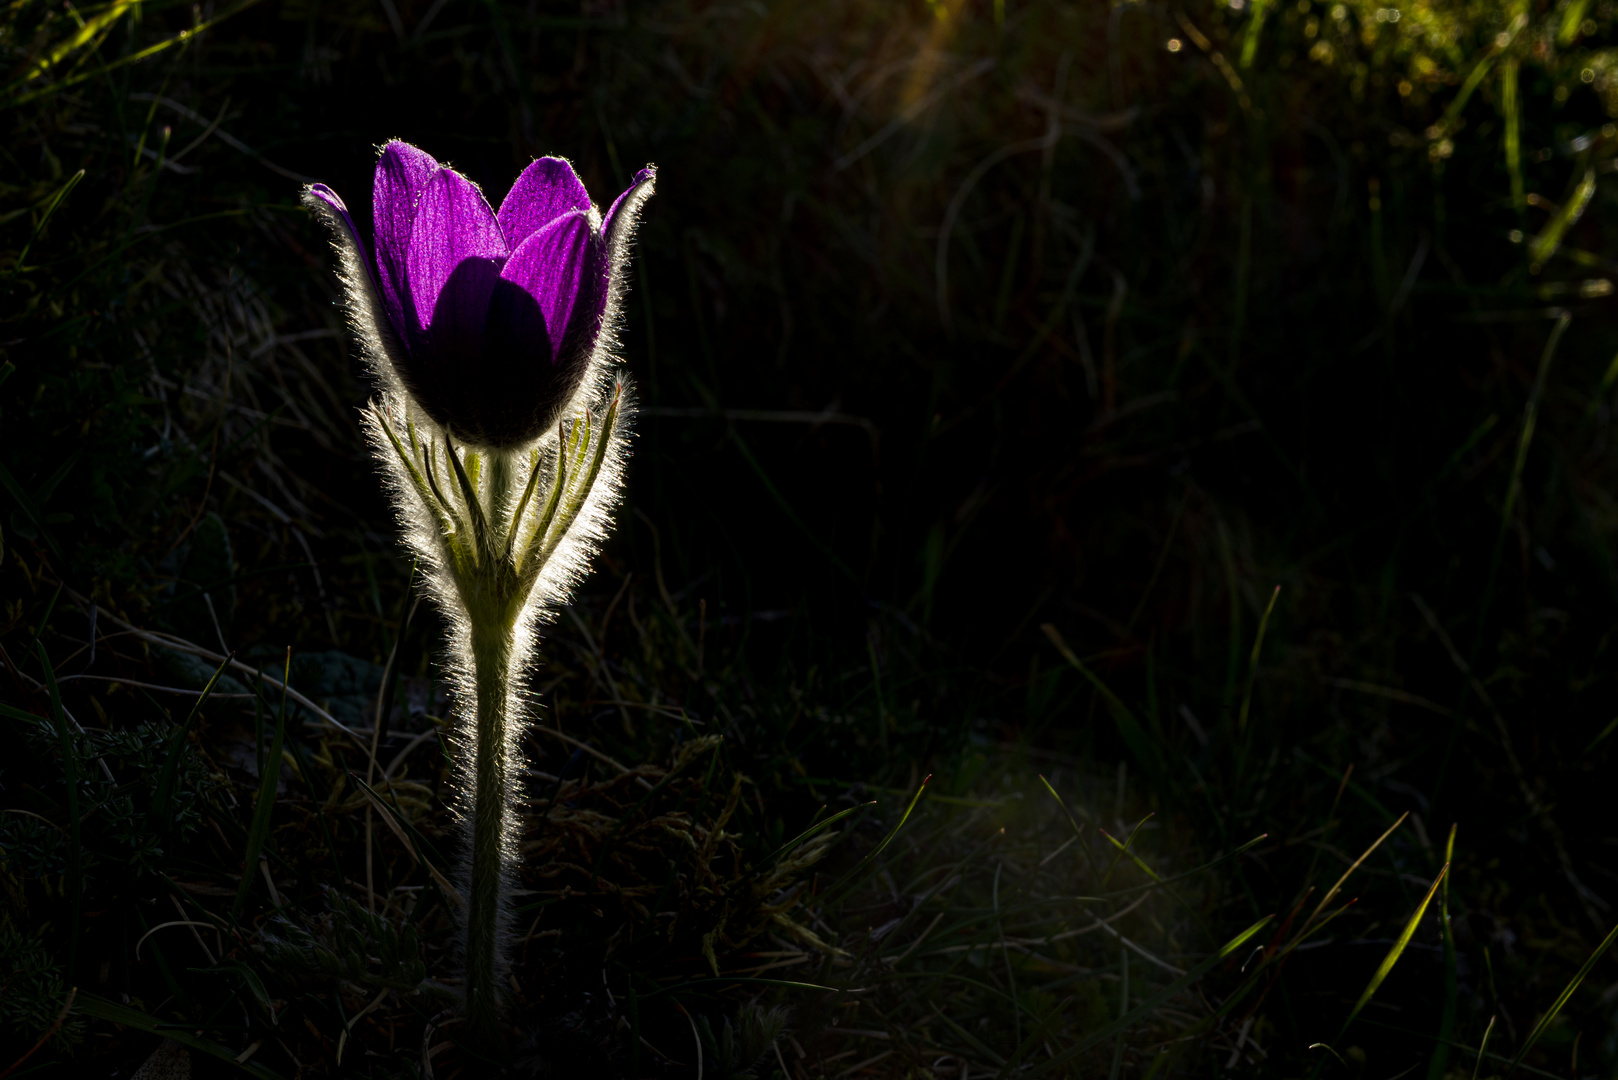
[305,140,653,448]
[303,143,653,1051]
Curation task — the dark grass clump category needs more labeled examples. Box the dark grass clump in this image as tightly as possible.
[9,0,1618,1077]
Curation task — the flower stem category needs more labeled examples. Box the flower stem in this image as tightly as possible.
[464,612,514,1051]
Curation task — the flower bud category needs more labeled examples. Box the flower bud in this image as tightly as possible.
[304,141,654,448]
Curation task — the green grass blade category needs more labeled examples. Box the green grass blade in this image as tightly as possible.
[637,977,844,1001]
[821,775,931,901]
[1559,0,1592,43]
[1427,826,1459,1080]
[0,701,49,727]
[150,653,234,826]
[233,648,290,922]
[74,992,285,1079]
[1528,170,1596,273]
[1437,54,1497,136]
[348,772,462,905]
[1002,916,1274,1080]
[1508,919,1618,1075]
[1502,59,1524,211]
[0,458,63,558]
[761,800,875,867]
[1108,945,1129,1080]
[1091,832,1268,900]
[1473,1015,1497,1080]
[1344,863,1449,1032]
[2,0,266,108]
[1038,774,1090,837]
[6,170,83,280]
[36,640,82,974]
[1101,819,1163,883]
[31,583,63,643]
[1237,584,1280,732]
[1042,624,1162,781]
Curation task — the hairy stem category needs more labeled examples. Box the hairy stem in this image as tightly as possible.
[464,613,514,1049]
[463,450,518,1051]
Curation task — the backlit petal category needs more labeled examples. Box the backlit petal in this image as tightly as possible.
[600,166,656,306]
[602,166,656,244]
[372,141,440,336]
[498,209,598,362]
[406,166,508,364]
[497,157,592,250]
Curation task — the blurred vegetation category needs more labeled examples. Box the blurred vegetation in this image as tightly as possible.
[6,0,1618,1075]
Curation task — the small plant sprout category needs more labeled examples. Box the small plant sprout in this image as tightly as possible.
[303,142,654,1049]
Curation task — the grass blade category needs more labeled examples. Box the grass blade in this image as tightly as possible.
[1528,171,1595,273]
[4,170,83,281]
[1042,624,1162,781]
[821,775,930,902]
[1038,774,1091,837]
[761,801,875,867]
[232,648,289,922]
[348,773,463,906]
[1473,1016,1497,1080]
[74,992,284,1079]
[35,641,82,974]
[1108,945,1129,1080]
[1302,811,1408,935]
[1343,863,1449,1035]
[1237,584,1280,732]
[1508,919,1618,1075]
[150,653,234,826]
[1003,916,1274,1080]
[1502,59,1524,212]
[1427,825,1459,1080]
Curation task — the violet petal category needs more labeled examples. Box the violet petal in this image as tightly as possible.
[302,183,411,376]
[498,209,596,363]
[373,141,440,340]
[405,166,508,373]
[602,166,657,243]
[306,183,371,270]
[497,157,592,250]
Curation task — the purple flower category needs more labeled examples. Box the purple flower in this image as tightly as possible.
[304,141,654,448]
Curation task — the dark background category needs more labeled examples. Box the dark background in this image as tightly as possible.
[6,0,1618,1076]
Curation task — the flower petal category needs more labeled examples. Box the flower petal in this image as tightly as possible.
[303,183,410,377]
[497,208,601,363]
[306,183,369,266]
[600,166,656,305]
[497,156,592,250]
[372,141,440,336]
[406,167,508,354]
[602,166,656,244]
